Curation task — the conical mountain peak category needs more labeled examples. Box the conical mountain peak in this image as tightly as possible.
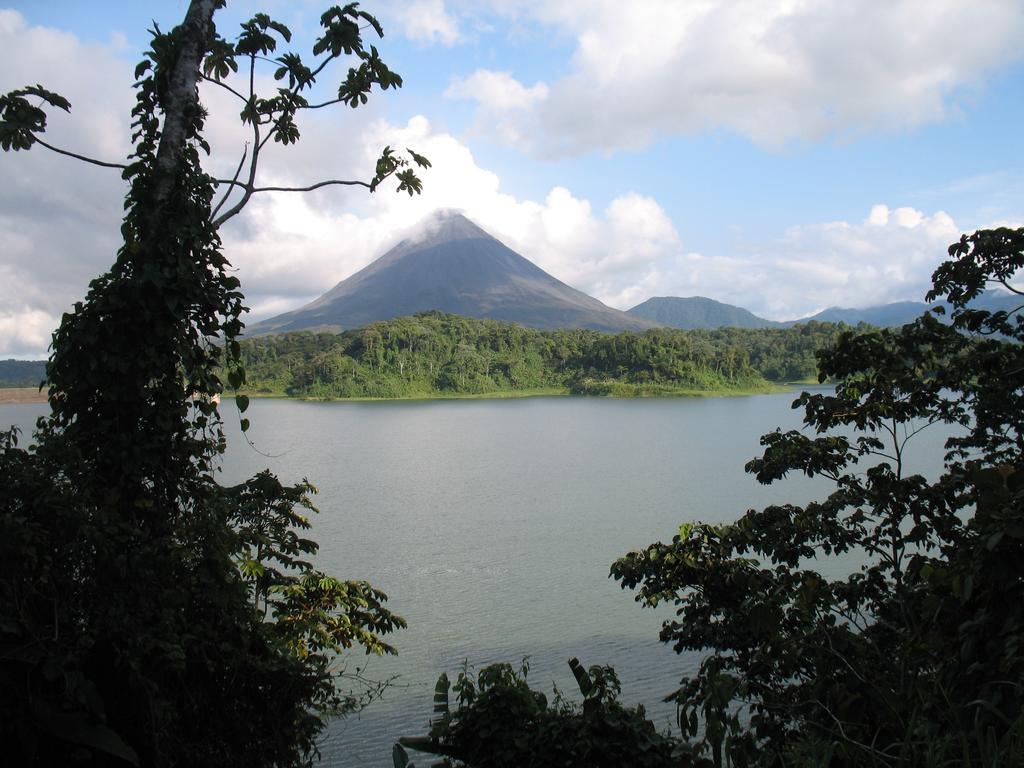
[250,210,655,335]
[386,209,489,257]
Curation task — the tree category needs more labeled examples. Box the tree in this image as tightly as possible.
[395,658,681,768]
[612,227,1024,766]
[0,2,426,765]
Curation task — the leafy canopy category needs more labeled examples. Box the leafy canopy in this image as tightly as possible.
[0,2,425,766]
[612,227,1024,766]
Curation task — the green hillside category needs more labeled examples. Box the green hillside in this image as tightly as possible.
[240,312,848,399]
[0,359,46,388]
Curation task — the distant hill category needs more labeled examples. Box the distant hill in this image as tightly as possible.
[250,210,655,335]
[789,291,1022,327]
[627,291,1021,330]
[627,296,778,329]
[0,359,46,388]
[788,301,930,327]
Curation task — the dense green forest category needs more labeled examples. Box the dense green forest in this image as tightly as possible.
[239,313,852,398]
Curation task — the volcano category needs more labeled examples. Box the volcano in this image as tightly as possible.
[249,210,655,334]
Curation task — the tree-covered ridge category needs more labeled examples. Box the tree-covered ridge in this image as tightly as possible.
[0,359,46,388]
[240,312,851,398]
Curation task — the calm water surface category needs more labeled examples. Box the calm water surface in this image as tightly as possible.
[0,391,953,766]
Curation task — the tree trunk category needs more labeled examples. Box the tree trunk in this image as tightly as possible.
[148,0,218,220]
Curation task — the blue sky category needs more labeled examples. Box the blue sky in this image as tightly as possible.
[1,0,1022,357]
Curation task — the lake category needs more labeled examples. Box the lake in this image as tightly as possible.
[0,390,954,766]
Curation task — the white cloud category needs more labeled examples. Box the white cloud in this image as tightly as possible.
[0,10,132,358]
[221,114,963,325]
[392,0,461,45]
[0,10,985,359]
[221,115,683,321]
[0,307,58,358]
[447,70,549,111]
[646,205,962,321]
[448,0,1024,155]
[446,70,550,147]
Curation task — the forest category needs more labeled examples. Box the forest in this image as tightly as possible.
[239,314,850,398]
[0,359,46,388]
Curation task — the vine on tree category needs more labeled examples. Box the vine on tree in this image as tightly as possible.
[0,2,425,766]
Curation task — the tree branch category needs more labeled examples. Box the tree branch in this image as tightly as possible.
[32,137,127,170]
[211,142,249,221]
[214,179,374,193]
[247,179,371,193]
[302,97,345,111]
[210,177,371,227]
[210,71,262,228]
[199,73,248,103]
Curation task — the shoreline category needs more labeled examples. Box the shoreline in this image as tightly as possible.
[0,382,815,407]
[236,383,795,402]
[0,387,47,404]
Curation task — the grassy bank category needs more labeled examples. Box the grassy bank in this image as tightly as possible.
[0,387,48,404]
[239,386,566,401]
[1,383,791,409]
[237,382,786,402]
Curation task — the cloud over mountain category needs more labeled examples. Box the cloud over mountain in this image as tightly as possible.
[0,6,1012,359]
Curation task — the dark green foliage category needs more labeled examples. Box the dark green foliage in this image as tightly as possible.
[0,359,46,388]
[612,227,1024,766]
[0,85,70,151]
[241,313,847,398]
[396,659,683,768]
[0,3,419,766]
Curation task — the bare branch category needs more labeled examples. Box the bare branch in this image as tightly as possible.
[302,98,344,111]
[199,73,248,103]
[210,177,372,227]
[995,278,1024,297]
[211,142,249,221]
[210,64,264,229]
[257,123,277,152]
[33,137,127,170]
[248,179,370,194]
[249,53,256,112]
[305,55,334,87]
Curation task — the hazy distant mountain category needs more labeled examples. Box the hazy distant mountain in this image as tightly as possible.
[790,291,1021,327]
[627,296,779,329]
[627,292,1021,330]
[789,301,929,327]
[250,210,655,334]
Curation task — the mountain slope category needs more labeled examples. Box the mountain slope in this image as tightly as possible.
[627,296,779,329]
[250,211,654,334]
